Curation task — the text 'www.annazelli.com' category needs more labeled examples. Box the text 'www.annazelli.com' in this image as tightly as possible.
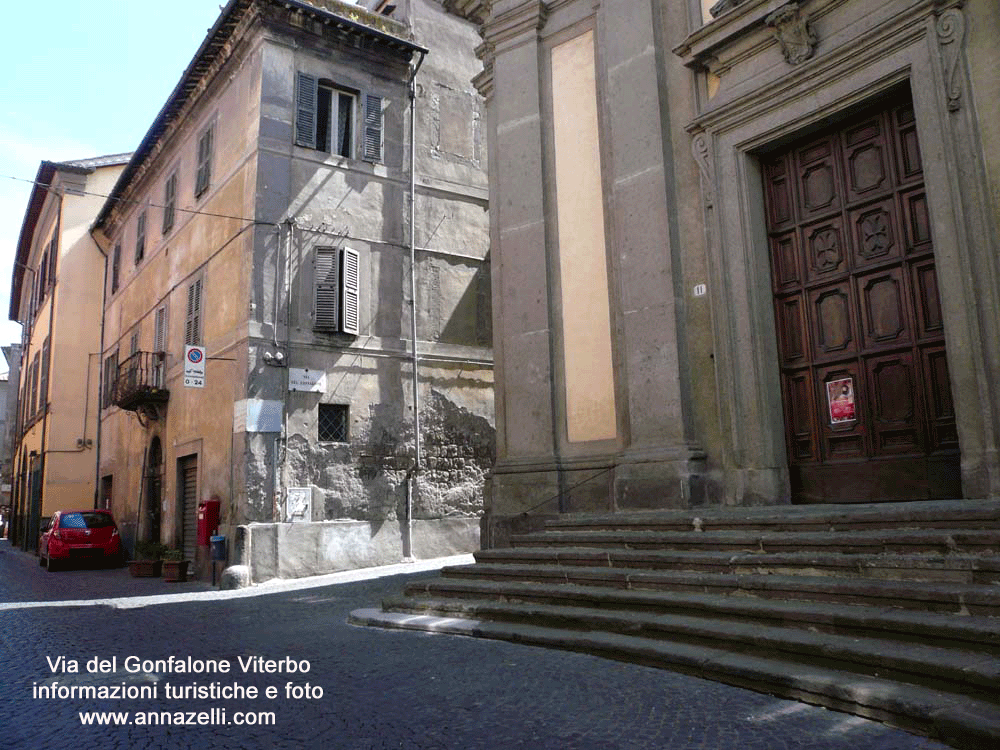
[79,709,276,726]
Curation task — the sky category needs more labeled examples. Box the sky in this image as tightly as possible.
[0,1,229,355]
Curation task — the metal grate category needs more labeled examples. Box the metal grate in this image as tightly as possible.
[318,403,348,442]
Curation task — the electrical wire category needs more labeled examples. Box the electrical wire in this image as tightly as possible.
[2,172,258,223]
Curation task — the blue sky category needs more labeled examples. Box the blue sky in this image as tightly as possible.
[0,1,228,356]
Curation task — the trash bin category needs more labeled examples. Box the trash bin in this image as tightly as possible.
[210,535,227,561]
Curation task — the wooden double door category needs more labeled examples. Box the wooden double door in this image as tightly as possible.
[763,98,961,502]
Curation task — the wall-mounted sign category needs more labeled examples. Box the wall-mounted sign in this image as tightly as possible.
[285,487,312,522]
[183,345,206,388]
[289,367,327,393]
[827,377,856,424]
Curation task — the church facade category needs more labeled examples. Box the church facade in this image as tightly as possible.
[444,0,1000,544]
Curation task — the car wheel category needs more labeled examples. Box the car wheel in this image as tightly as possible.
[45,555,58,573]
[38,553,45,567]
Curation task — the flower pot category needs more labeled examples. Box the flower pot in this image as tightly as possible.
[162,560,190,582]
[128,560,162,577]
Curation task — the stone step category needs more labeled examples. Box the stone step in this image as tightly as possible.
[474,547,1000,584]
[509,528,1000,554]
[349,606,1000,749]
[378,595,1000,698]
[402,577,1000,651]
[437,563,1000,615]
[544,498,1000,533]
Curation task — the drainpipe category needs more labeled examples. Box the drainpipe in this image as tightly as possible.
[93,226,110,509]
[405,49,427,560]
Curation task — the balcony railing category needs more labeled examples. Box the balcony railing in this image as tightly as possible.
[112,351,169,412]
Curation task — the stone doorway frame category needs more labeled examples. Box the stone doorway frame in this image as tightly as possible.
[688,6,1000,503]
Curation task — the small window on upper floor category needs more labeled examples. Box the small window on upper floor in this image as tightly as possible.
[135,210,147,264]
[295,72,383,163]
[162,172,177,234]
[195,125,214,198]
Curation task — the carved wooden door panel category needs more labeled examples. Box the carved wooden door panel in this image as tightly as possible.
[763,99,960,502]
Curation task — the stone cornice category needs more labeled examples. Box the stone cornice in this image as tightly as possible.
[483,0,548,50]
[683,0,965,136]
[443,0,491,26]
[687,0,962,134]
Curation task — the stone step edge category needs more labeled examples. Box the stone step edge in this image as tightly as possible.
[348,607,1000,750]
[380,595,1000,692]
[510,529,1000,546]
[542,499,1000,529]
[475,547,1000,573]
[441,564,1000,609]
[404,578,1000,647]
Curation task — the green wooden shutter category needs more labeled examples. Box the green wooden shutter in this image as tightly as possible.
[111,243,121,293]
[185,278,202,345]
[340,247,360,335]
[196,126,213,197]
[295,72,318,149]
[362,94,383,162]
[314,249,338,330]
[163,173,176,233]
[135,210,146,263]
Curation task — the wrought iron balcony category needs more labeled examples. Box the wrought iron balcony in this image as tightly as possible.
[112,351,169,412]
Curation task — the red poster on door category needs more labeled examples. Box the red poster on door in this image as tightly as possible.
[827,377,856,423]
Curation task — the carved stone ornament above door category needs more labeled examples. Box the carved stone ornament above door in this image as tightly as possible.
[765,3,817,65]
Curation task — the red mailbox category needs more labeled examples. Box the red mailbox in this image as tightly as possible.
[197,496,221,546]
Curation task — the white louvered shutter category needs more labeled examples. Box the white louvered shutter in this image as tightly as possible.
[154,307,167,352]
[153,306,167,388]
[362,94,383,162]
[295,72,318,149]
[314,249,338,330]
[340,247,360,335]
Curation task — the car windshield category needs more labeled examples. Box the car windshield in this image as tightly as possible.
[58,512,115,529]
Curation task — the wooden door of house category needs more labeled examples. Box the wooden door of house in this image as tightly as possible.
[762,98,960,502]
[178,455,198,561]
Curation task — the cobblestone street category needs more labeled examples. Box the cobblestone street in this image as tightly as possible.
[0,540,946,750]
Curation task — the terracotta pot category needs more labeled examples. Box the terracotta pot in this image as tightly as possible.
[162,560,190,582]
[128,560,162,578]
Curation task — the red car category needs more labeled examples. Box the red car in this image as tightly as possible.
[38,510,124,571]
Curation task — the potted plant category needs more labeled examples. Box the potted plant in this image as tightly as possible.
[161,548,190,582]
[129,540,165,577]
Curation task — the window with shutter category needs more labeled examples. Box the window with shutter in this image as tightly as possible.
[39,339,49,413]
[295,72,361,159]
[154,306,167,352]
[295,72,318,149]
[135,210,146,264]
[363,94,383,162]
[340,247,360,335]
[195,125,213,198]
[111,243,121,294]
[163,172,177,233]
[153,306,167,387]
[103,352,118,409]
[47,236,57,286]
[313,249,338,330]
[38,252,48,303]
[29,354,39,416]
[185,278,203,345]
